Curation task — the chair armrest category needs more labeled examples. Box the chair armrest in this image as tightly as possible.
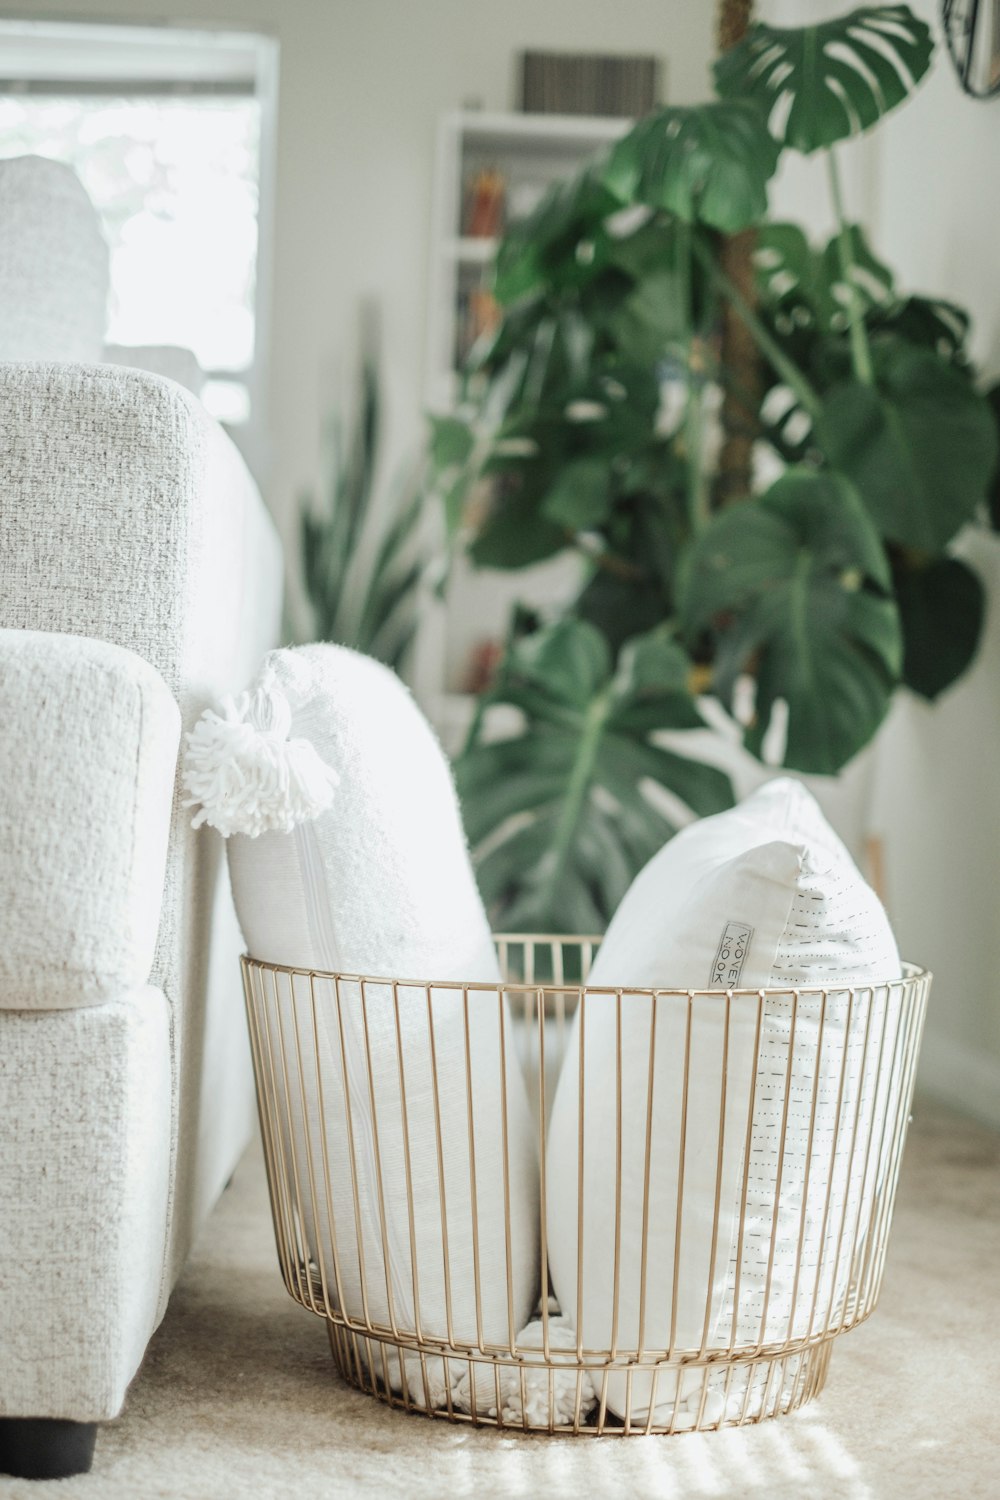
[0,631,179,1009]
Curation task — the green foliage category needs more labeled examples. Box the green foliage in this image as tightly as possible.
[428,3,1000,931]
[602,101,780,232]
[679,471,902,773]
[894,555,986,699]
[822,341,998,550]
[714,5,934,154]
[299,352,426,674]
[456,619,733,932]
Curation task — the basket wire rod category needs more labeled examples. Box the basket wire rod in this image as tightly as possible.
[552,941,566,1051]
[635,990,660,1360]
[840,984,891,1332]
[692,1363,713,1431]
[460,986,486,1354]
[361,978,409,1338]
[883,977,930,1263]
[307,975,350,1321]
[809,996,863,1350]
[853,979,903,1321]
[331,973,377,1334]
[286,973,334,1317]
[824,984,879,1337]
[252,963,300,1302]
[610,992,626,1361]
[536,985,552,1362]
[496,985,518,1355]
[803,988,855,1350]
[862,978,918,1308]
[391,980,425,1346]
[839,984,893,1326]
[667,994,695,1360]
[784,991,829,1345]
[271,968,319,1314]
[867,976,928,1306]
[752,990,801,1356]
[423,984,456,1355]
[729,991,766,1350]
[242,961,296,1297]
[573,984,587,1365]
[869,972,929,1302]
[259,964,309,1308]
[593,983,615,1438]
[698,989,733,1358]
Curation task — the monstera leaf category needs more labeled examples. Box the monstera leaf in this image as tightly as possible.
[894,554,985,700]
[756,222,895,336]
[823,340,999,550]
[602,101,780,232]
[493,169,620,305]
[679,470,902,774]
[715,5,934,154]
[456,619,733,932]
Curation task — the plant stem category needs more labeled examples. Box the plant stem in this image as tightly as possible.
[678,220,710,532]
[692,235,823,425]
[826,146,875,386]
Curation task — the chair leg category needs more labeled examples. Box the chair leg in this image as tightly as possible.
[0,1417,98,1479]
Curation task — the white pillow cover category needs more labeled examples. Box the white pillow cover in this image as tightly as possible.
[544,779,902,1425]
[185,644,538,1410]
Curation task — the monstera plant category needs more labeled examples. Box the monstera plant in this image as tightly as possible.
[431,3,1000,933]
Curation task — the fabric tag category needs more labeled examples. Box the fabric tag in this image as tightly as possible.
[710,921,754,988]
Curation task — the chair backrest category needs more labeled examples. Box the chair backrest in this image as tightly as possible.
[0,154,109,363]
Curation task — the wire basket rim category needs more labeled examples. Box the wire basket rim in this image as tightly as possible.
[240,939,930,999]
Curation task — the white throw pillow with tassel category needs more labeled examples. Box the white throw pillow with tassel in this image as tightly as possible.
[544,779,902,1427]
[183,643,539,1412]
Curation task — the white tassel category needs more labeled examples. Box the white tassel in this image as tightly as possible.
[182,669,339,838]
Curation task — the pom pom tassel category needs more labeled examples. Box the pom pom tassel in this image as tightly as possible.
[182,669,339,838]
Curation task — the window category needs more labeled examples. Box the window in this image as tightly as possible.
[0,20,278,458]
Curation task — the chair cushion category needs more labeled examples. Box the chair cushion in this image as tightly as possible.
[0,630,179,1007]
[0,156,108,362]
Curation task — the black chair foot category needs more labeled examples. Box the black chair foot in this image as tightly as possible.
[0,1417,98,1479]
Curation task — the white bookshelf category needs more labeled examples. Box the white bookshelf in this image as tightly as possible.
[417,110,630,749]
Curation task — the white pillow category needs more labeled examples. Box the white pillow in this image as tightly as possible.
[183,644,538,1410]
[545,779,901,1425]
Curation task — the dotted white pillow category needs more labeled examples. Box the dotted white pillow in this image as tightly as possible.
[545,779,901,1424]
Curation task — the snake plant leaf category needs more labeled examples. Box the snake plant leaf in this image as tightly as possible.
[715,5,934,154]
[894,554,985,700]
[679,470,902,774]
[456,618,733,932]
[823,340,999,550]
[602,101,780,232]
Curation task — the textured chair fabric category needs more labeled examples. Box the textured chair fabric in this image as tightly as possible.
[0,631,179,1010]
[0,990,172,1420]
[0,155,109,363]
[0,361,282,1419]
[103,343,206,396]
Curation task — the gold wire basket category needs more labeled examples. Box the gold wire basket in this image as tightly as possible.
[241,936,930,1436]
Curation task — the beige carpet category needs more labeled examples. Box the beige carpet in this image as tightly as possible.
[5,1098,997,1500]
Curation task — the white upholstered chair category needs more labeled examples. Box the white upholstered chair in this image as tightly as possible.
[0,155,283,1478]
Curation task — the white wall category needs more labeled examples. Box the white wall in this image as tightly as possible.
[27,0,714,555]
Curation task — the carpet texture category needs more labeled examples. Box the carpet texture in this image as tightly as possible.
[4,1097,996,1500]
